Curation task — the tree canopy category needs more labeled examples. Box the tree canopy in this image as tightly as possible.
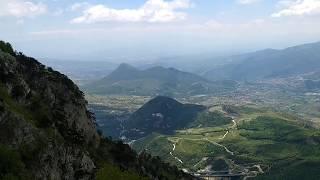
[0,41,15,56]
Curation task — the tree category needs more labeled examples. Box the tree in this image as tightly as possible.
[0,41,15,56]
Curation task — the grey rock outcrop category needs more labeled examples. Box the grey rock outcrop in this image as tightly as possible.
[0,49,99,179]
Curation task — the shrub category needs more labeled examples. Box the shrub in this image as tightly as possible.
[0,41,15,56]
[0,145,26,179]
[11,85,25,98]
[96,164,148,180]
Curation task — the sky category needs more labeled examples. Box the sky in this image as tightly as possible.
[0,0,320,61]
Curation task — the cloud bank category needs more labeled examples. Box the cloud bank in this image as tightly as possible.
[272,0,320,17]
[0,0,47,18]
[237,0,261,5]
[71,0,192,23]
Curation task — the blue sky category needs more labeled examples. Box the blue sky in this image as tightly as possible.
[0,0,320,61]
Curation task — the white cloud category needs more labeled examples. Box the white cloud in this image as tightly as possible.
[275,0,297,8]
[0,0,47,18]
[272,0,320,17]
[70,2,91,11]
[71,0,192,23]
[236,0,261,5]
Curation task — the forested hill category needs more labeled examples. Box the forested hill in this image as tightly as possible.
[85,63,236,96]
[124,96,206,139]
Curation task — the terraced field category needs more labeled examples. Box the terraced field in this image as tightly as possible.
[132,106,320,179]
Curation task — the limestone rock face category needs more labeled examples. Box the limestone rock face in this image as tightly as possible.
[0,50,99,179]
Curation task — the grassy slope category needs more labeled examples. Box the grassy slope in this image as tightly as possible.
[132,106,320,179]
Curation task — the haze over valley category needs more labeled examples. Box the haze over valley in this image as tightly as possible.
[80,41,320,179]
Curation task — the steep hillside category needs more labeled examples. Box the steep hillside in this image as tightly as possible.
[85,63,236,96]
[124,96,206,139]
[204,41,320,81]
[0,41,194,180]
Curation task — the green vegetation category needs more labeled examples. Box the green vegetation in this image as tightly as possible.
[96,163,148,180]
[90,138,191,180]
[223,105,264,115]
[0,145,31,180]
[238,116,314,142]
[256,160,320,180]
[125,96,206,139]
[0,83,52,130]
[189,111,232,127]
[0,83,34,124]
[0,41,15,56]
[131,106,320,179]
[132,134,174,162]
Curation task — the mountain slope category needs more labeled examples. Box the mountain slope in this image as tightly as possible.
[124,96,206,139]
[204,41,320,81]
[0,41,194,180]
[85,63,236,96]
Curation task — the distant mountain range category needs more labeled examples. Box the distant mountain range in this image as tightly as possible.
[84,63,237,96]
[204,41,320,81]
[124,96,206,139]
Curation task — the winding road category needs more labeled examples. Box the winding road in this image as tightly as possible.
[165,111,264,178]
[219,130,229,140]
[170,142,183,164]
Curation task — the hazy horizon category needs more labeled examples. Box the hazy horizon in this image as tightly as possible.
[1,0,320,62]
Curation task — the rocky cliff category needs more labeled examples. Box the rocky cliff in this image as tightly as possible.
[0,42,99,179]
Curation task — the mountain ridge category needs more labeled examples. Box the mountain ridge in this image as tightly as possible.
[85,63,236,96]
[204,41,320,81]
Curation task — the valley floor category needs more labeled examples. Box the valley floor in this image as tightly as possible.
[86,94,320,179]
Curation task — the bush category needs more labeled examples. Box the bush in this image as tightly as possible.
[11,85,25,98]
[190,111,232,127]
[96,164,148,180]
[0,145,27,179]
[0,41,15,56]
